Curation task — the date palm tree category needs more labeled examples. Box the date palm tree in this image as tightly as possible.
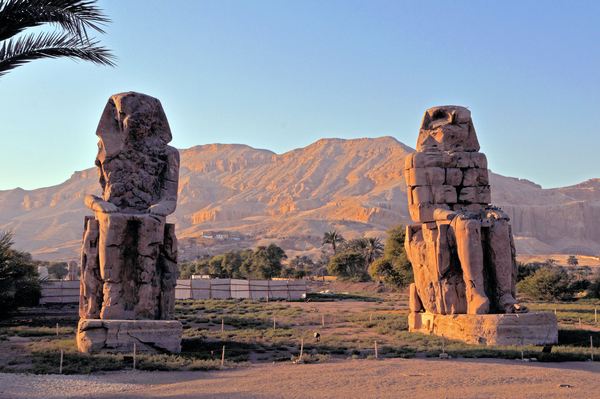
[0,0,115,78]
[322,230,345,254]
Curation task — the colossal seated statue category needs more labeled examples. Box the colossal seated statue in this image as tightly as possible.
[404,106,526,315]
[77,92,181,353]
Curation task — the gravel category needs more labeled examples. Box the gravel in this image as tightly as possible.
[0,371,144,399]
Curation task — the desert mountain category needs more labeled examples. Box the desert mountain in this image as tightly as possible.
[1,137,599,261]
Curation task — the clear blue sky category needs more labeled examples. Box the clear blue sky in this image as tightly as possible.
[1,0,599,190]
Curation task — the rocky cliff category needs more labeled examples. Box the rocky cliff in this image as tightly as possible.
[1,137,598,260]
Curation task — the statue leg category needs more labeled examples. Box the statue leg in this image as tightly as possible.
[454,217,489,314]
[97,213,128,319]
[135,215,165,319]
[488,218,521,313]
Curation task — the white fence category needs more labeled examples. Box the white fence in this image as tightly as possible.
[40,280,80,304]
[40,278,307,304]
[175,278,307,300]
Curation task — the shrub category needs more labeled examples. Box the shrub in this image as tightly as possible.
[517,267,577,301]
[587,272,600,298]
[0,232,41,318]
[327,251,369,281]
[368,225,413,288]
[517,262,542,282]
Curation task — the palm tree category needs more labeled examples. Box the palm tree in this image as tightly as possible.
[364,237,384,265]
[322,230,345,254]
[0,0,115,78]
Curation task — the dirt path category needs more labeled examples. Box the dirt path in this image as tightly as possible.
[2,358,599,399]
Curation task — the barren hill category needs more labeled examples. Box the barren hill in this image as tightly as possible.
[1,137,599,261]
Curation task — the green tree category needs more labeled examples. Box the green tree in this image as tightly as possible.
[327,251,368,281]
[567,255,579,267]
[322,230,345,254]
[241,244,287,279]
[368,226,413,288]
[0,232,41,318]
[47,262,68,280]
[0,0,115,77]
[517,267,577,301]
[283,255,314,279]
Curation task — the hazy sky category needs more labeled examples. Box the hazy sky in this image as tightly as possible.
[1,0,599,190]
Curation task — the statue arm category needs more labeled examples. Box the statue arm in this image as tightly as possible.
[84,194,118,213]
[149,147,179,216]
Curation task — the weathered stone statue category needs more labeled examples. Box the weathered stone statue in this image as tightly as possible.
[77,92,182,353]
[404,106,557,345]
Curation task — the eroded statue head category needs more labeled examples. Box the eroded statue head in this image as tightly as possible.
[95,92,172,163]
[416,105,479,153]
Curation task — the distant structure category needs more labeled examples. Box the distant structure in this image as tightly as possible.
[404,106,557,345]
[77,92,182,354]
[65,260,78,281]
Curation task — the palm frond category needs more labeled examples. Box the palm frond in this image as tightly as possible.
[0,31,115,76]
[0,0,110,42]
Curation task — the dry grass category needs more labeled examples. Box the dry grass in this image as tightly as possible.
[1,293,599,374]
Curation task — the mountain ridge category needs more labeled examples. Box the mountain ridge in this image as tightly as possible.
[1,136,598,261]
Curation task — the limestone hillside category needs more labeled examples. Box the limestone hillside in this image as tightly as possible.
[1,137,598,261]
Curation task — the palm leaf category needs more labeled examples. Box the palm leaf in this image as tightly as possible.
[0,0,109,42]
[0,31,115,76]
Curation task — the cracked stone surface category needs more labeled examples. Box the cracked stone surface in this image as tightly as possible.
[77,319,183,353]
[78,92,181,353]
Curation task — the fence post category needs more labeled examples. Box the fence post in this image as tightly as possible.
[321,314,325,327]
[56,322,59,336]
[374,341,378,359]
[133,342,137,370]
[299,338,304,361]
[221,345,225,367]
[59,349,64,374]
[591,336,594,362]
[221,318,224,333]
[189,277,193,300]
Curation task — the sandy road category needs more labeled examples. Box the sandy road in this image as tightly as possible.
[1,358,599,399]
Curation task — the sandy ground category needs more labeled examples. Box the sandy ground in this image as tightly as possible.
[1,358,599,399]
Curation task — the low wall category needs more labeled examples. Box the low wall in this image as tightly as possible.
[40,280,80,304]
[43,278,307,304]
[175,278,307,300]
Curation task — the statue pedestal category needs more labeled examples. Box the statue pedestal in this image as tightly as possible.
[76,319,182,354]
[408,312,558,346]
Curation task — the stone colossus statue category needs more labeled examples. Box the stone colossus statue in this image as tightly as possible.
[80,92,179,321]
[404,105,526,315]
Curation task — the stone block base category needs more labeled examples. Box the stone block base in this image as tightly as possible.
[77,319,183,354]
[408,312,558,346]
